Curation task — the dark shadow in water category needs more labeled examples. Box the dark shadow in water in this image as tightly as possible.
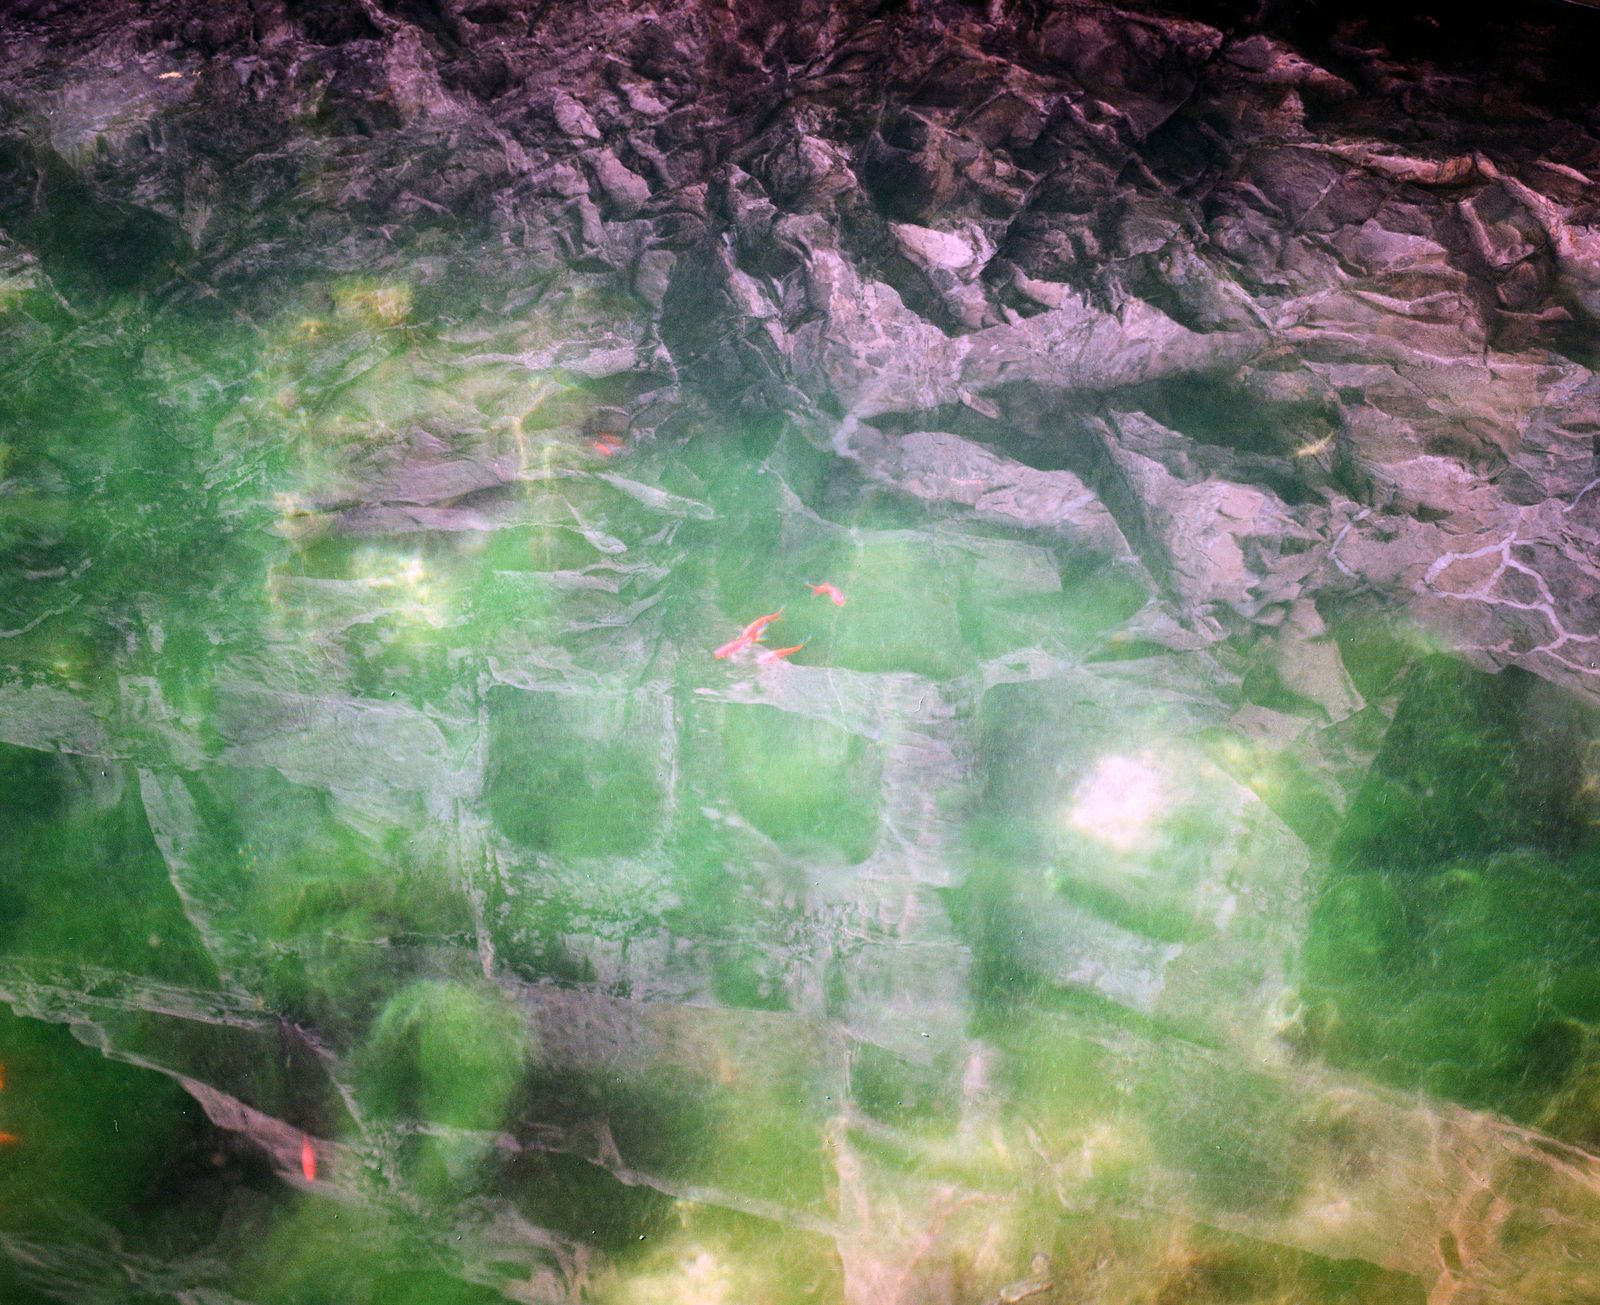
[1304,656,1600,1136]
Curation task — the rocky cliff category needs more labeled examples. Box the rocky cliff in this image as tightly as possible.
[7,3,1600,1303]
[7,0,1600,696]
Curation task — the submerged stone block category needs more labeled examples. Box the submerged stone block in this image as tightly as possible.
[485,685,667,859]
[1333,656,1593,873]
[714,702,881,864]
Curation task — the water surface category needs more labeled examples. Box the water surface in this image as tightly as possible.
[3,254,1599,1303]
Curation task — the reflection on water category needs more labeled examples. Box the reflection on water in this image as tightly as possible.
[2,266,1600,1305]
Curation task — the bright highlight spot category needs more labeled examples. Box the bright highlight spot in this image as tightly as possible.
[347,550,448,626]
[330,278,412,328]
[1063,753,1165,853]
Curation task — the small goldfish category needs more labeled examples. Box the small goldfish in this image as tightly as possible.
[589,440,617,457]
[300,1134,317,1182]
[713,633,756,659]
[757,642,805,664]
[807,582,846,607]
[740,610,783,641]
[714,611,782,658]
[0,1132,17,1146]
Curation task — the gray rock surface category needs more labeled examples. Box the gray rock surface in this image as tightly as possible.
[4,0,1596,692]
[6,2,1600,1302]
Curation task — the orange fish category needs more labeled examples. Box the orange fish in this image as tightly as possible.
[300,1134,317,1182]
[757,642,805,664]
[807,582,846,607]
[589,440,617,458]
[740,610,783,641]
[0,1132,18,1146]
[712,634,756,659]
[714,610,783,658]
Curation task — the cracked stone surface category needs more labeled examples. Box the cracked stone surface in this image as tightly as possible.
[5,2,1600,1303]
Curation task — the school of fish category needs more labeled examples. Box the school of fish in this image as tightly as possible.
[712,582,847,663]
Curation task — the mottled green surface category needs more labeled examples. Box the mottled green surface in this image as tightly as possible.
[1,263,1597,1304]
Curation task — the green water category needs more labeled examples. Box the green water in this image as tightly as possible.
[3,261,1599,1303]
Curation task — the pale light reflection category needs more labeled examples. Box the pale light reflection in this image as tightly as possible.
[616,1244,735,1305]
[268,490,329,542]
[350,549,446,626]
[1063,752,1166,853]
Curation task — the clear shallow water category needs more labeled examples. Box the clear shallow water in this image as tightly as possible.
[3,262,1600,1303]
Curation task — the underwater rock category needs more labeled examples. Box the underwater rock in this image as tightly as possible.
[5,2,1600,1303]
[0,0,1595,692]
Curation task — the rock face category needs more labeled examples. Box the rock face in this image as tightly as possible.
[6,2,1600,1303]
[1,0,1599,695]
